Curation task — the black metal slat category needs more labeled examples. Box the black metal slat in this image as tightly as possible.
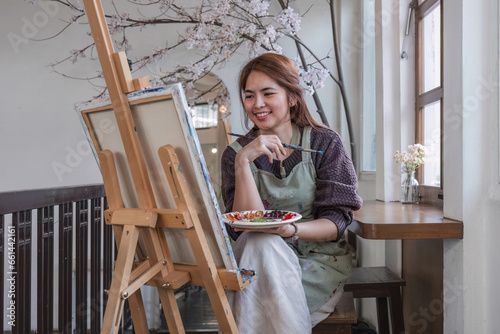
[1,187,110,333]
[75,200,89,334]
[58,203,73,333]
[90,198,102,334]
[102,197,113,310]
[0,186,116,334]
[37,206,55,334]
[13,210,32,334]
[0,215,4,334]
[123,301,133,331]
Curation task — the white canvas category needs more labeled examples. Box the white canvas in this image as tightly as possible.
[76,84,238,270]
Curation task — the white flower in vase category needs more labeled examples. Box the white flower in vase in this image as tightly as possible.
[394,144,428,203]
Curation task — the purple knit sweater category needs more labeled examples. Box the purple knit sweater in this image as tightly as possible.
[221,126,363,242]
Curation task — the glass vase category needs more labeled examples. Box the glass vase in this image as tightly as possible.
[401,168,419,204]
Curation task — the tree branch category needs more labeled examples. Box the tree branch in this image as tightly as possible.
[329,0,357,169]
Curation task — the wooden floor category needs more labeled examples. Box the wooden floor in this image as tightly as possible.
[123,286,365,334]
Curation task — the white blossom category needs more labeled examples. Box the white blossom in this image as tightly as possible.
[212,0,231,16]
[150,76,164,88]
[241,23,257,35]
[394,144,428,172]
[69,49,86,64]
[305,86,315,96]
[109,13,130,35]
[148,46,169,64]
[275,7,301,35]
[185,59,215,80]
[200,12,215,23]
[117,38,132,52]
[247,0,270,17]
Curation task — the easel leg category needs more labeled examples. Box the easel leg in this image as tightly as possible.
[158,286,186,334]
[142,227,186,333]
[128,290,150,334]
[186,229,238,334]
[101,225,142,334]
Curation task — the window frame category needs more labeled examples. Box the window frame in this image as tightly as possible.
[415,0,444,206]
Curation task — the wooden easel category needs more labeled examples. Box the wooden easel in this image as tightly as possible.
[80,0,253,333]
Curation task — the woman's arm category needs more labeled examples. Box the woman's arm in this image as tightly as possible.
[311,128,363,241]
[221,134,287,212]
[231,135,287,212]
[232,154,264,211]
[241,218,339,242]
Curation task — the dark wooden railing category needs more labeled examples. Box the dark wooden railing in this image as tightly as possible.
[0,185,118,334]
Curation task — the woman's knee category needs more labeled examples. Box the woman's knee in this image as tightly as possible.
[234,232,297,264]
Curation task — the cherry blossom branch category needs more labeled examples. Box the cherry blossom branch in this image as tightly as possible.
[27,0,358,155]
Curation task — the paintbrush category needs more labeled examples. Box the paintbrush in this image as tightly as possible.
[228,132,324,154]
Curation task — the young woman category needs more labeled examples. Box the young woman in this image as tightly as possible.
[221,53,362,333]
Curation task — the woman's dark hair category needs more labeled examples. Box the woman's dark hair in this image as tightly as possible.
[238,53,325,130]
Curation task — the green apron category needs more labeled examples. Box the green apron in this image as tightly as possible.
[230,125,352,313]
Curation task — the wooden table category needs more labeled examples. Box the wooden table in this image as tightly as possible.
[348,201,463,333]
[346,200,463,334]
[348,200,464,240]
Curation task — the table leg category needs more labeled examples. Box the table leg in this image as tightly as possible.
[376,297,390,334]
[390,287,405,334]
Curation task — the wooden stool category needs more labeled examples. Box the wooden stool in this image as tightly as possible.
[312,292,357,334]
[344,266,406,334]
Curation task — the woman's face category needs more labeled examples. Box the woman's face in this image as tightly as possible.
[243,70,292,134]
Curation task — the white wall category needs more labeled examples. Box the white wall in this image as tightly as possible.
[1,0,103,191]
[442,0,500,332]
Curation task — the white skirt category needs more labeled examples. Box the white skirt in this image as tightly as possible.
[226,232,343,334]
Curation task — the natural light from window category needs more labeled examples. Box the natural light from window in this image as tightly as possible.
[191,104,219,128]
[417,1,442,188]
[422,101,441,186]
[422,5,441,93]
[362,0,376,172]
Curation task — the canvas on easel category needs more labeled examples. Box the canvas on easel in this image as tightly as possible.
[77,85,237,270]
[75,0,255,332]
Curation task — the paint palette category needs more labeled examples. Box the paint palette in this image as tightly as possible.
[222,210,302,229]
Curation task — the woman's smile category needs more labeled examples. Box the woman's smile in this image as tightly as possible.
[254,111,272,118]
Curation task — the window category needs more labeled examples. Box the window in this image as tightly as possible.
[191,103,219,128]
[416,0,443,195]
[361,0,377,172]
